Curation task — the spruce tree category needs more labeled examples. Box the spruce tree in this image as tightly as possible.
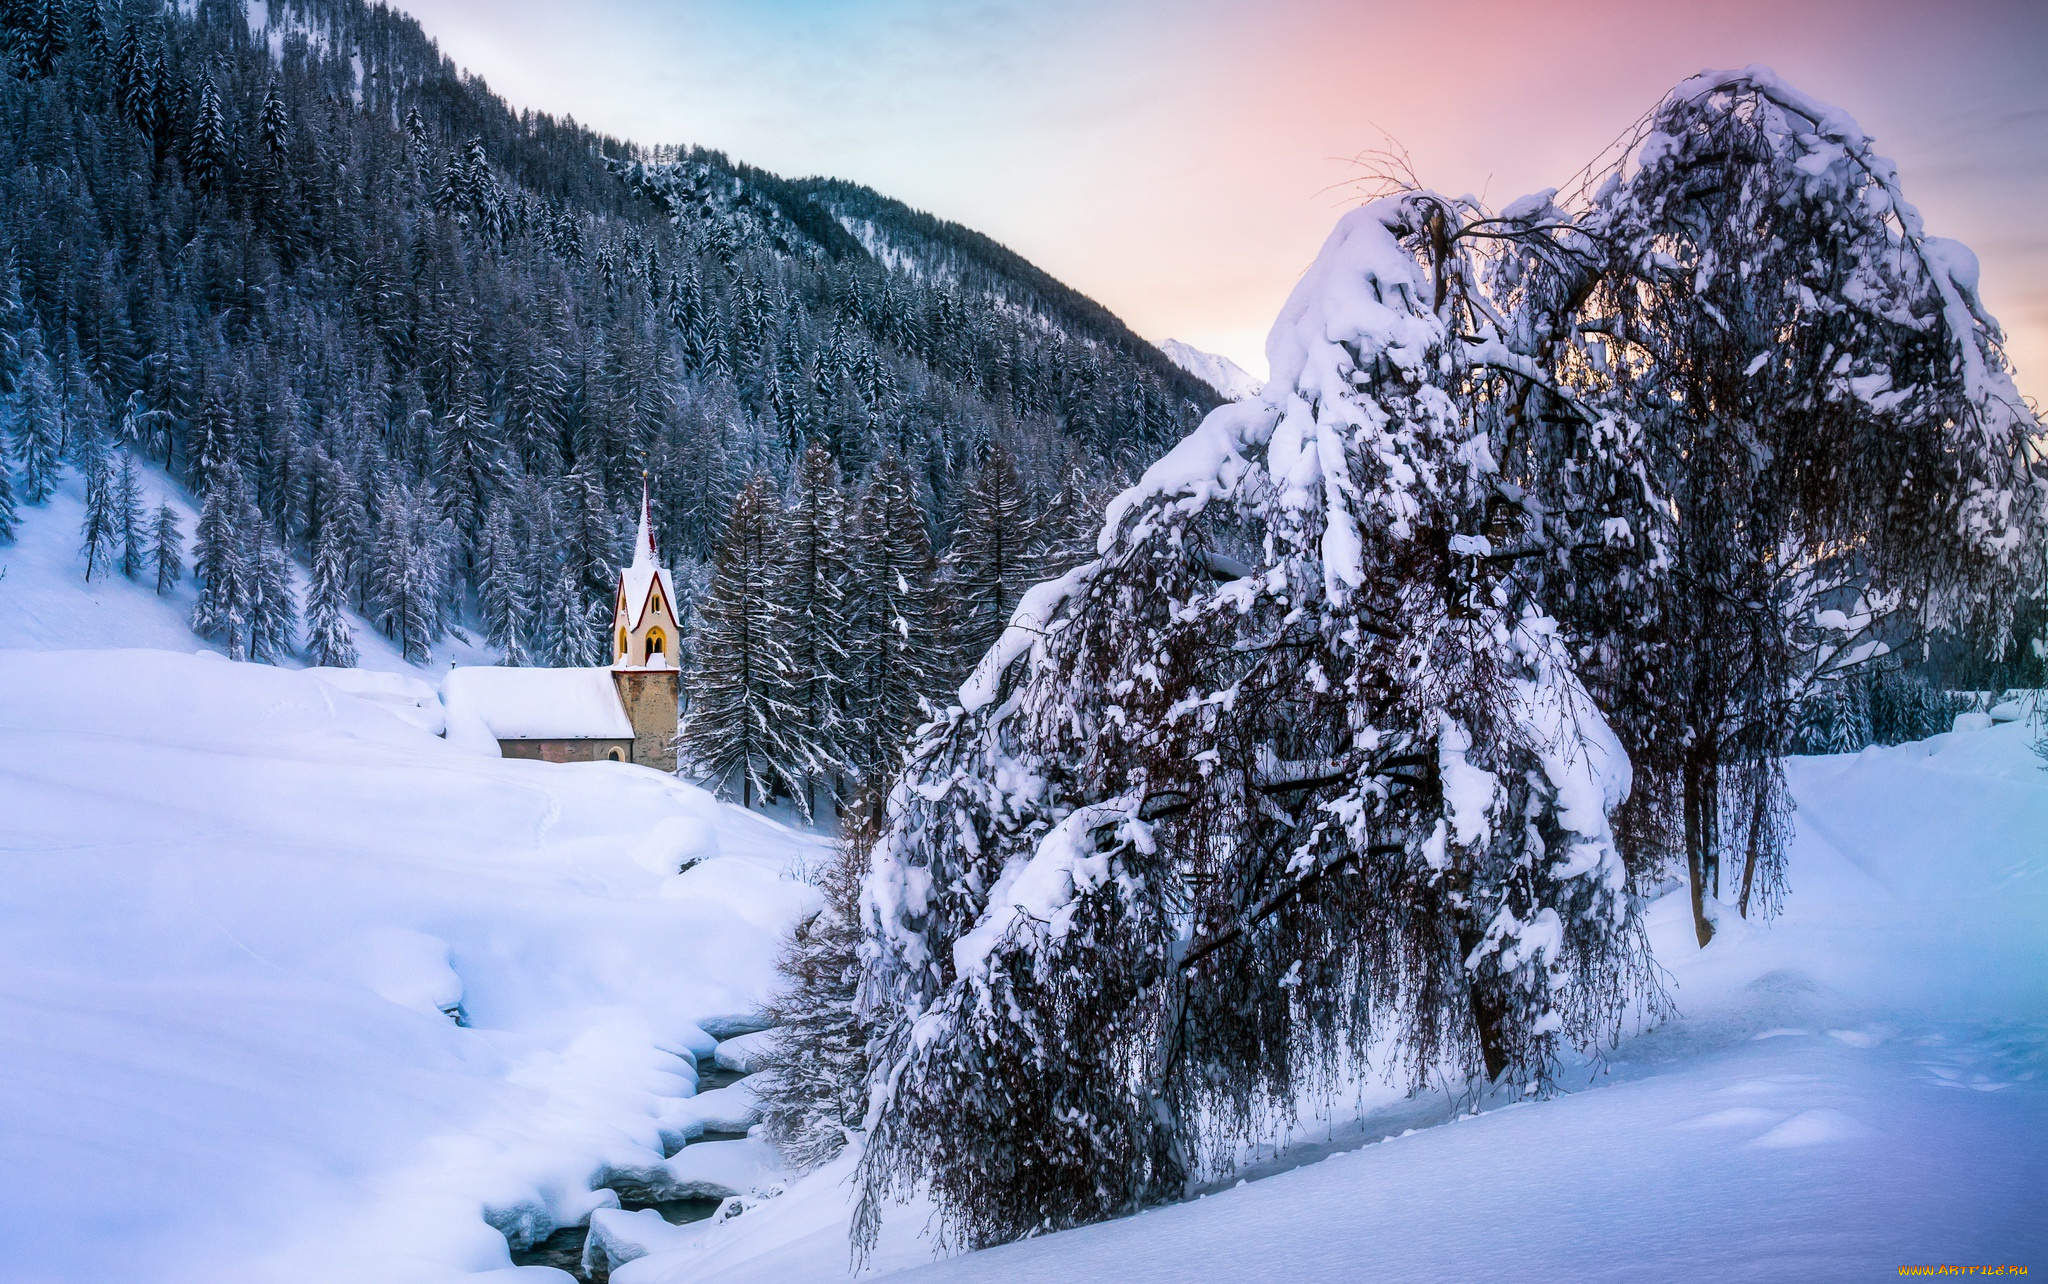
[12,341,63,504]
[680,476,798,809]
[149,502,183,595]
[774,444,853,816]
[115,451,146,579]
[305,523,358,668]
[191,467,253,658]
[185,72,229,196]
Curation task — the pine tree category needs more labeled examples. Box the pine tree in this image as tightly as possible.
[191,467,254,658]
[680,476,798,809]
[940,440,1033,679]
[843,453,940,792]
[114,451,146,580]
[149,502,183,595]
[774,445,853,816]
[305,523,358,668]
[12,340,64,504]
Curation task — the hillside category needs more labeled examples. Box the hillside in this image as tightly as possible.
[603,718,2048,1281]
[0,0,1214,670]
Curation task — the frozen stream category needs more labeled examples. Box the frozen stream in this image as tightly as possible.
[509,1022,782,1282]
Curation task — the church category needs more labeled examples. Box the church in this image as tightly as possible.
[441,483,683,770]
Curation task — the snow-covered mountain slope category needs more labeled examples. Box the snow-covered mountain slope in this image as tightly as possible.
[0,461,494,671]
[0,647,824,1283]
[620,718,2048,1282]
[1157,338,1262,401]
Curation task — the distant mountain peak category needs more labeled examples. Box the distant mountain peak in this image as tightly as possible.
[1158,339,1262,401]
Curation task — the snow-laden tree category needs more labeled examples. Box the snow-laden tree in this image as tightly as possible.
[11,337,62,505]
[680,476,799,809]
[248,529,298,665]
[758,827,873,1174]
[192,466,255,659]
[306,524,358,669]
[849,196,1657,1255]
[1507,69,2046,941]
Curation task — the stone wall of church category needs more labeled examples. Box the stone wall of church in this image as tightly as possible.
[498,737,635,764]
[611,669,681,772]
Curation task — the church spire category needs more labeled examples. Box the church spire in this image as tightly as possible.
[631,472,656,570]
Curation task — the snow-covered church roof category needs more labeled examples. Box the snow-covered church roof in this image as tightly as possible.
[619,484,677,633]
[441,666,634,741]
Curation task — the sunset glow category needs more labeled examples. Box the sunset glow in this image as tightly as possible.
[404,0,2048,396]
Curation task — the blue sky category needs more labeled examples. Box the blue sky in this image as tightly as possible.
[401,0,2048,400]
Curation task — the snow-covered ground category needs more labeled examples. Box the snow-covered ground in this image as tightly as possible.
[3,471,2042,1281]
[624,717,2048,1283]
[0,647,823,1283]
[0,460,497,670]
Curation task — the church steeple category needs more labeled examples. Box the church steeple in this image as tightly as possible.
[614,472,677,668]
[631,472,657,569]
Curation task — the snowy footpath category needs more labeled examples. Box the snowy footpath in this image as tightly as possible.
[0,648,822,1283]
[629,719,2048,1283]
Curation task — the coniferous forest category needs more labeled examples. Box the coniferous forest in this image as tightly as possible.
[0,0,1212,787]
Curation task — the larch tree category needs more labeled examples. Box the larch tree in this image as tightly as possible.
[114,451,146,580]
[842,452,942,801]
[940,439,1034,681]
[1508,70,2046,945]
[149,502,183,595]
[848,197,1657,1256]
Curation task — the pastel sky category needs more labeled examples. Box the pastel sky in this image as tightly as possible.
[399,0,2048,401]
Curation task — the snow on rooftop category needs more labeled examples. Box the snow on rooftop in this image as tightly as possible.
[442,666,634,741]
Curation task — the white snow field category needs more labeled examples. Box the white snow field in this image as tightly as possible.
[625,717,2048,1284]
[0,461,497,670]
[0,647,823,1284]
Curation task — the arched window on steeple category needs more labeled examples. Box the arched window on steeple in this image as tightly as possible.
[644,627,667,665]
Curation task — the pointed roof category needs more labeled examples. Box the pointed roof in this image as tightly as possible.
[618,473,678,645]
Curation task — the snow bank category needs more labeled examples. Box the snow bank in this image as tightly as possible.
[0,647,825,1283]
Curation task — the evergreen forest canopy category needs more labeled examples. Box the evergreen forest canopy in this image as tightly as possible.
[0,0,1213,689]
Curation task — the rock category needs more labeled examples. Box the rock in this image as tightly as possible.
[1952,710,1994,734]
[1988,699,2027,723]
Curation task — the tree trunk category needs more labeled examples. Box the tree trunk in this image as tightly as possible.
[1683,751,1719,947]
